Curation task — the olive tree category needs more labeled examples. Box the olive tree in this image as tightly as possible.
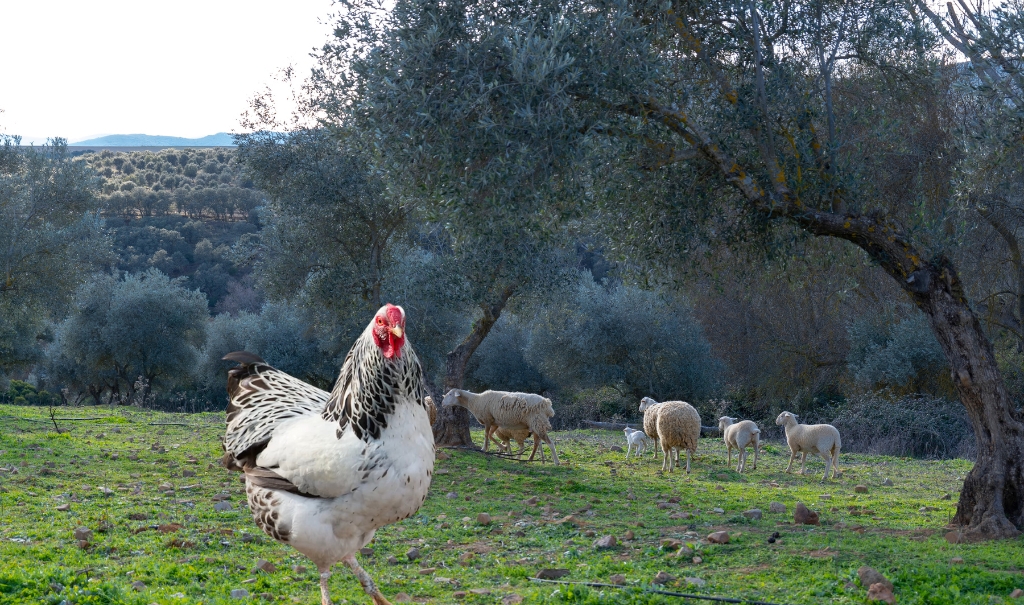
[48,270,208,404]
[0,137,106,380]
[328,0,1023,537]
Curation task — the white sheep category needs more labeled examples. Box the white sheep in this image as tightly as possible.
[775,411,841,481]
[717,416,760,473]
[639,397,701,473]
[442,389,559,464]
[623,427,653,459]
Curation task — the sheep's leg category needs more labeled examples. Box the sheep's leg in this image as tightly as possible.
[685,449,691,474]
[751,435,759,470]
[544,435,559,465]
[527,436,542,462]
[784,449,797,473]
[737,447,745,473]
[625,443,632,460]
[726,445,732,468]
[483,425,496,453]
[799,452,808,475]
[538,435,547,463]
[661,443,671,472]
[831,447,841,479]
[516,441,527,458]
[820,453,832,482]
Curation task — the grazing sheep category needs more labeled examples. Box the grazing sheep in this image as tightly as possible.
[624,427,653,459]
[425,396,438,426]
[639,397,701,473]
[443,389,559,464]
[775,411,841,481]
[718,417,760,473]
[493,426,531,458]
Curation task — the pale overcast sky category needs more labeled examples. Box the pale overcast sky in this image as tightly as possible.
[0,0,334,143]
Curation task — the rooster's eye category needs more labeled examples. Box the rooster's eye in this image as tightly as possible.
[376,317,384,325]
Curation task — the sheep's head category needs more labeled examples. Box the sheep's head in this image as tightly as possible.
[371,303,406,359]
[638,397,658,412]
[775,411,796,426]
[718,416,736,431]
[441,389,465,408]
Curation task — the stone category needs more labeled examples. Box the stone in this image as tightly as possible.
[502,595,523,605]
[360,547,374,556]
[609,574,626,585]
[660,538,683,550]
[292,565,308,574]
[158,482,173,491]
[940,493,951,500]
[406,547,421,561]
[477,513,491,525]
[393,593,412,602]
[77,539,90,549]
[673,546,695,558]
[711,507,725,514]
[769,502,786,514]
[623,530,635,541]
[881,478,894,486]
[182,469,196,478]
[73,527,93,541]
[446,492,459,499]
[453,591,467,598]
[1010,588,1023,598]
[855,485,869,493]
[524,496,539,506]
[685,577,706,588]
[742,508,762,520]
[794,502,820,525]
[56,503,70,511]
[583,530,596,538]
[469,589,491,595]
[950,557,964,564]
[387,555,400,565]
[858,567,893,591]
[944,530,964,544]
[867,582,896,604]
[418,568,436,575]
[610,446,624,452]
[536,569,570,580]
[652,571,675,585]
[131,581,146,591]
[255,559,276,573]
[692,556,703,564]
[214,501,233,512]
[819,494,831,500]
[919,506,938,512]
[594,534,617,549]
[230,589,250,599]
[707,531,729,544]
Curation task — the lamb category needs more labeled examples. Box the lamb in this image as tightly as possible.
[493,426,531,458]
[717,417,760,473]
[775,411,841,481]
[639,397,701,473]
[623,426,653,459]
[442,388,559,464]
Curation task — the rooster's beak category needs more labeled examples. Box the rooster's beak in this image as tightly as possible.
[390,326,404,338]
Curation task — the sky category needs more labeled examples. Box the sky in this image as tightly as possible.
[0,0,335,144]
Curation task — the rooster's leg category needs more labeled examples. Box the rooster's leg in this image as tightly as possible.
[318,570,333,605]
[342,554,392,605]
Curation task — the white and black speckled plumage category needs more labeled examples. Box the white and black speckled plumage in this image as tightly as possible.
[221,306,434,604]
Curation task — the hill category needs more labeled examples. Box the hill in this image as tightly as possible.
[71,133,236,147]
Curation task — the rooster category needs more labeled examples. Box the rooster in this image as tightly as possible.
[221,304,434,605]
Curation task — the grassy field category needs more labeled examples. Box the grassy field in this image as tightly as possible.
[1,403,1021,605]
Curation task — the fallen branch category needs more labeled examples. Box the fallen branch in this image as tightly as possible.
[583,420,720,437]
[529,578,795,605]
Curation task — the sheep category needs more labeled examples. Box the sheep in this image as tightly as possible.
[639,397,701,473]
[442,388,559,464]
[623,426,653,459]
[717,416,760,473]
[425,396,438,426]
[493,426,531,458]
[775,411,841,481]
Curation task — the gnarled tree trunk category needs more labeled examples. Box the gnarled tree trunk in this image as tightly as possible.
[431,287,516,447]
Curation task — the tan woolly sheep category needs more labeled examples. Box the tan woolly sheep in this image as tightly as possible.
[493,426,531,458]
[639,397,701,473]
[775,411,841,481]
[425,396,438,426]
[442,389,559,464]
[717,417,760,473]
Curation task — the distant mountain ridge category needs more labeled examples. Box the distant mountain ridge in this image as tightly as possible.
[71,133,236,147]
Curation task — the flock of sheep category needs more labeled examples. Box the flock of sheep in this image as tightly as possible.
[437,389,844,482]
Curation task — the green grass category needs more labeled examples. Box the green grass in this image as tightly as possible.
[1,404,1021,604]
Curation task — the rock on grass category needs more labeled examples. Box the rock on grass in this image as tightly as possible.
[857,567,893,591]
[707,531,729,544]
[794,502,819,525]
[535,569,570,580]
[593,535,617,549]
[73,527,93,541]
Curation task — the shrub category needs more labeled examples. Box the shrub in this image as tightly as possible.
[847,305,952,396]
[830,392,974,459]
